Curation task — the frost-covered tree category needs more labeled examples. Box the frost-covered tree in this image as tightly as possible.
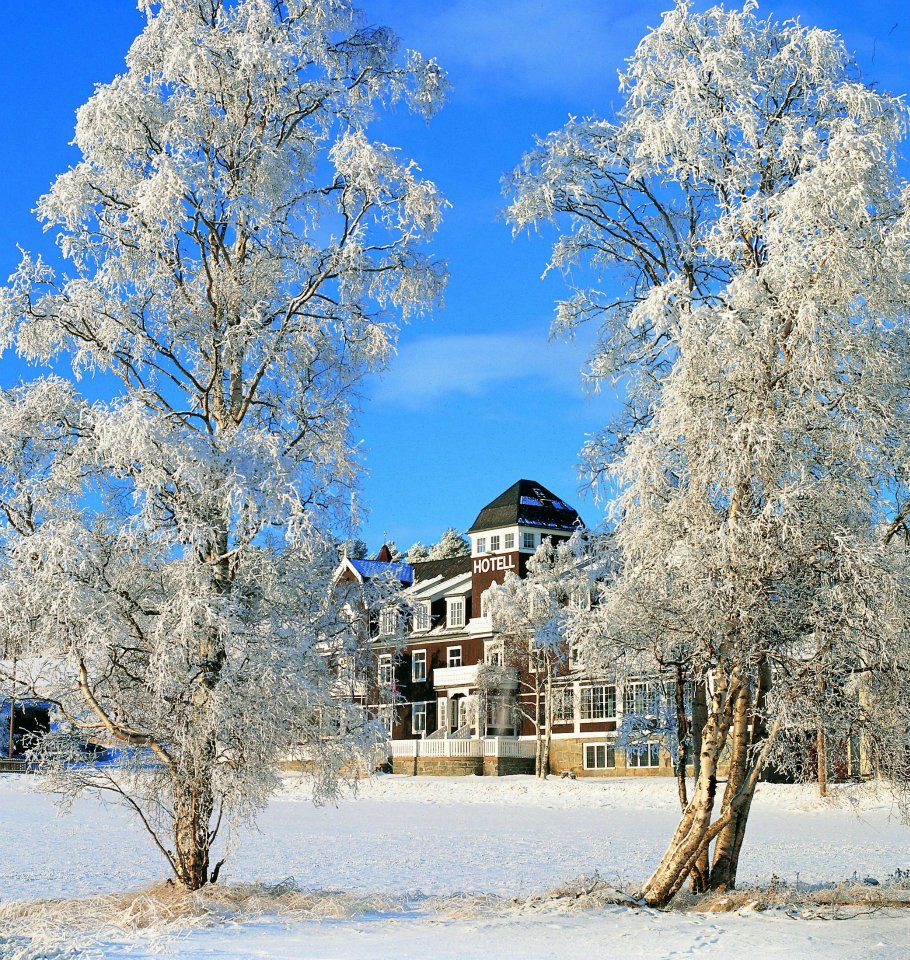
[338,538,369,561]
[485,534,597,777]
[427,527,470,560]
[509,1,910,905]
[404,540,429,562]
[0,0,445,891]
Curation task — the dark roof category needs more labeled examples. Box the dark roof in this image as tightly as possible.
[411,555,473,583]
[468,479,583,534]
[348,558,414,583]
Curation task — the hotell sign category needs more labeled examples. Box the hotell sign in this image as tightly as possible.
[473,554,517,575]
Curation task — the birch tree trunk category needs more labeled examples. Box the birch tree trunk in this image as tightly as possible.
[689,679,710,894]
[672,664,690,811]
[172,761,216,890]
[541,671,553,779]
[708,682,751,891]
[817,672,828,798]
[710,658,772,892]
[640,668,736,906]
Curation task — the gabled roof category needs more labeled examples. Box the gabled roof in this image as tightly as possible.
[346,558,414,584]
[408,567,472,603]
[411,555,472,583]
[467,479,583,534]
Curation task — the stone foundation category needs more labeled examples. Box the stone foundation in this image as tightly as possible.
[392,755,534,777]
[548,738,677,778]
[483,756,535,777]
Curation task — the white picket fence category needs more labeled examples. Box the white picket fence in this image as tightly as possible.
[388,737,536,759]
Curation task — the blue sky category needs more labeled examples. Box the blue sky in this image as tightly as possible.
[0,1,906,552]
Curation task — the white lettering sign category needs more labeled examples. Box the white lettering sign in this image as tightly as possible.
[473,555,517,576]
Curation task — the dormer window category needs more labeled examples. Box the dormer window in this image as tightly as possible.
[490,534,501,551]
[413,601,431,632]
[476,536,486,553]
[447,597,465,629]
[379,607,397,636]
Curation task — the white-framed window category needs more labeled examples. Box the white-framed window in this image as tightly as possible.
[378,654,393,686]
[411,650,427,683]
[528,641,546,673]
[485,640,504,667]
[523,531,536,550]
[580,684,616,721]
[490,534,501,551]
[570,585,591,610]
[437,697,448,729]
[412,601,431,632]
[379,607,397,636]
[447,645,462,668]
[476,536,487,553]
[378,704,393,737]
[412,701,427,735]
[623,681,659,718]
[447,597,465,629]
[585,742,616,770]
[504,532,515,550]
[335,655,354,686]
[627,742,661,768]
[528,585,550,620]
[411,649,427,682]
[552,686,575,723]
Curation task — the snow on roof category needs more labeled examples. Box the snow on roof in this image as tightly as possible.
[468,479,584,534]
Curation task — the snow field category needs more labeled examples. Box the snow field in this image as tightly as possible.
[2,774,910,958]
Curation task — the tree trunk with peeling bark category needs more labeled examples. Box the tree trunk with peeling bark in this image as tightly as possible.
[689,679,710,894]
[641,668,735,907]
[709,682,751,891]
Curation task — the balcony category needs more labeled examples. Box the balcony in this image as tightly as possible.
[433,663,479,688]
[432,663,518,690]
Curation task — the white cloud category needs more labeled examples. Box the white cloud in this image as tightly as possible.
[370,332,590,410]
[365,0,650,100]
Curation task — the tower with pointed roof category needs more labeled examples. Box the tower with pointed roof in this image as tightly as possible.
[466,479,583,617]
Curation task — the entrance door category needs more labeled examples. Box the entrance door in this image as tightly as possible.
[449,694,465,733]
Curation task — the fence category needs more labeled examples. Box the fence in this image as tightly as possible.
[0,759,32,774]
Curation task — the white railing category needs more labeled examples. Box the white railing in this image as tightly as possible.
[388,737,536,760]
[484,737,537,759]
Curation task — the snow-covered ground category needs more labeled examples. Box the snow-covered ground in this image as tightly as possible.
[2,773,910,958]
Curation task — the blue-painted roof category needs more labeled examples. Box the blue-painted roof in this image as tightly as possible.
[349,558,414,583]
